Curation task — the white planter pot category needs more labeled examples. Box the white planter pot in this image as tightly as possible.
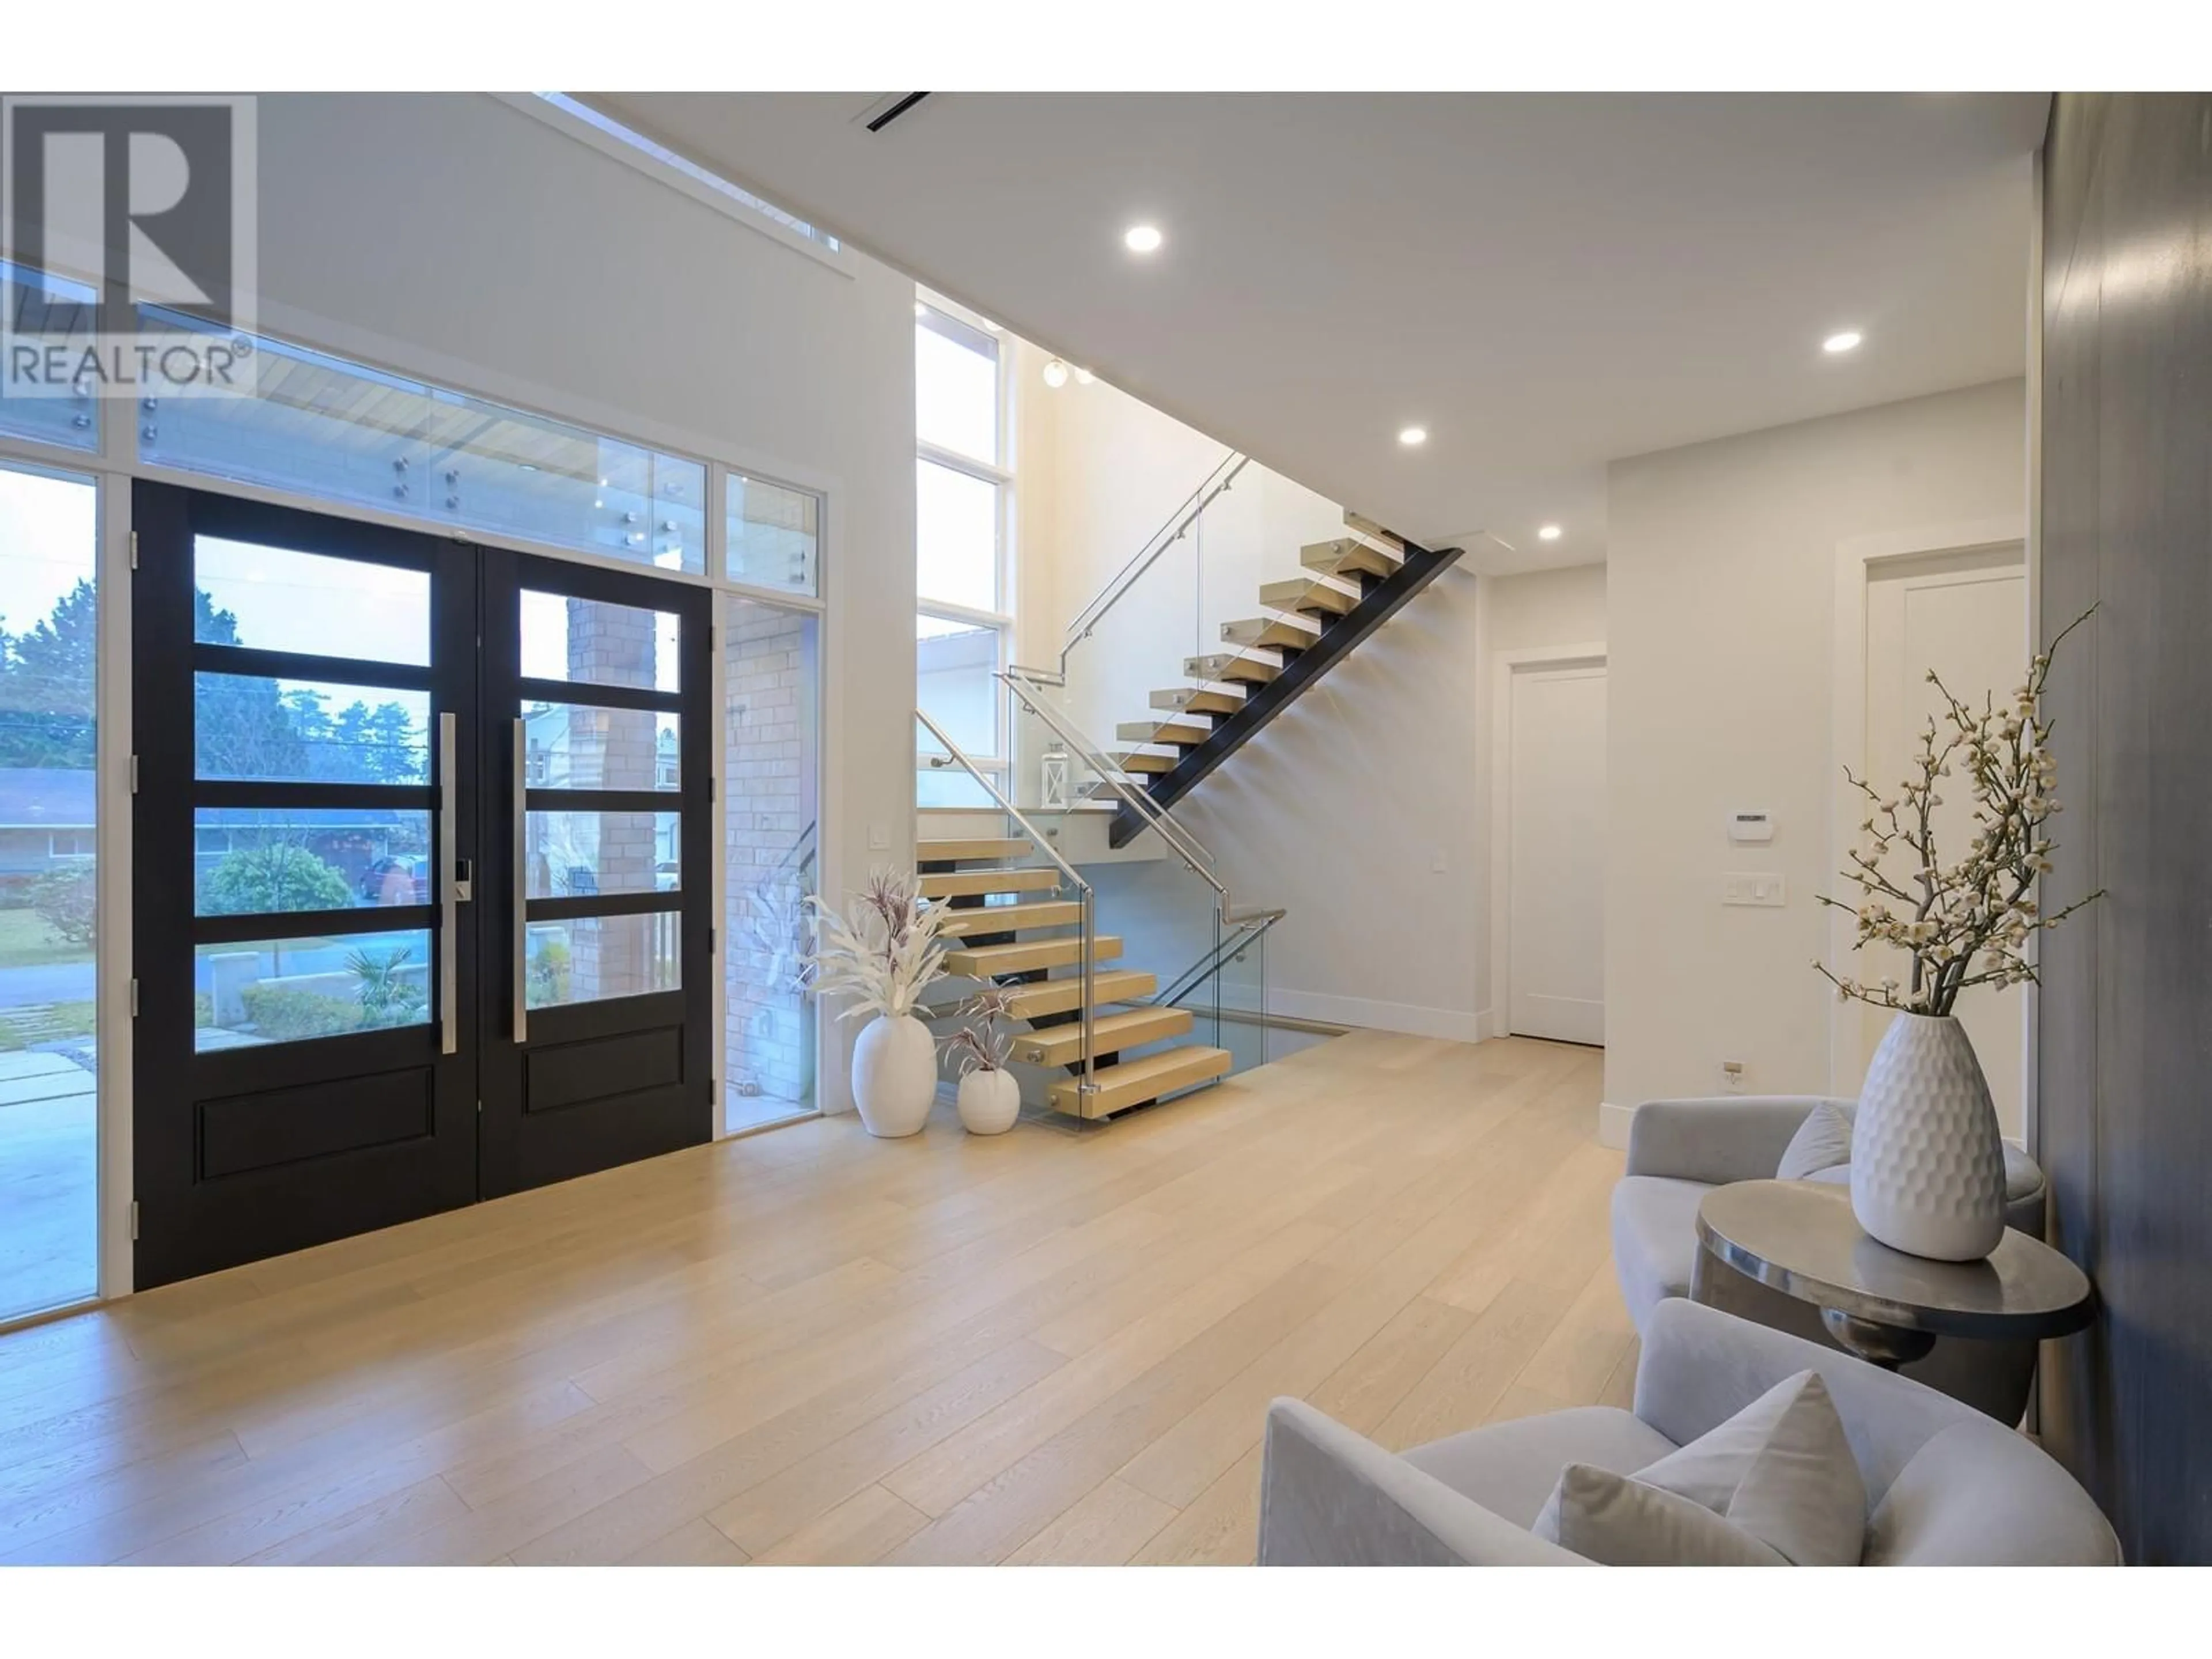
[851,1014,936,1139]
[956,1068,1022,1135]
[1851,1012,2007,1261]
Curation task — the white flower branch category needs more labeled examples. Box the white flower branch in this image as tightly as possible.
[1815,607,2104,1018]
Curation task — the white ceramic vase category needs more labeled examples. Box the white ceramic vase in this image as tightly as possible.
[1850,1012,2006,1261]
[851,1014,936,1139]
[956,1068,1021,1135]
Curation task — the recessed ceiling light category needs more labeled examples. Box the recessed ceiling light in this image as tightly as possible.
[1074,368,1094,385]
[1123,224,1164,254]
[1538,524,1563,541]
[1398,426,1427,448]
[1042,358,1071,389]
[1823,330,1863,354]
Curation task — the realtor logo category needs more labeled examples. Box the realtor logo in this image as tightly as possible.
[3,94,257,398]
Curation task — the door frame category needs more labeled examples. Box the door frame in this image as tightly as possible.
[1488,641,1607,1046]
[1828,516,2030,1138]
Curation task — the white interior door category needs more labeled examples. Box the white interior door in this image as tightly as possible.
[1509,662,1607,1044]
[1859,546,2028,1136]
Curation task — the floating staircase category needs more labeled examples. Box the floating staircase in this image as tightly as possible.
[1086,512,1462,846]
[917,836,1232,1120]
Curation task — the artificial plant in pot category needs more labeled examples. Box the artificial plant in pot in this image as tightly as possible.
[941,986,1022,1135]
[1816,609,2101,1260]
[805,869,949,1138]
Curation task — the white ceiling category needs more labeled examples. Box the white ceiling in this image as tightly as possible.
[589,93,2047,571]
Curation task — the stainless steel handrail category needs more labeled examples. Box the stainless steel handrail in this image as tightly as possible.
[511,718,528,1045]
[1003,669,1284,929]
[437,710,460,1056]
[1021,450,1250,685]
[915,709,1096,1105]
[1153,909,1283,1010]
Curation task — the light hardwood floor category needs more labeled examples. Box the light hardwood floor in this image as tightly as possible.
[0,1032,1629,1565]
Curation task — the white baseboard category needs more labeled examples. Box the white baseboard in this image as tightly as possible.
[1596,1100,1635,1150]
[1266,988,1485,1044]
[1474,1006,1503,1042]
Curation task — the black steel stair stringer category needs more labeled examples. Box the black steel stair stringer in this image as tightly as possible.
[1107,537,1464,847]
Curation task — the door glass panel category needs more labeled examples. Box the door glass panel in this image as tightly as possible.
[195,675,431,785]
[194,928,432,1050]
[194,538,430,665]
[521,701,678,791]
[526,811,679,898]
[0,461,97,1320]
[727,476,820,597]
[194,808,433,914]
[527,914,679,1009]
[520,589,680,691]
[916,459,1000,612]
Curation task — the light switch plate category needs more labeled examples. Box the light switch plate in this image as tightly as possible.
[1722,872,1787,907]
[868,824,890,851]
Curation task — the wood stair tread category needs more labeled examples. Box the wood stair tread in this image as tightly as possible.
[917,838,1032,862]
[1184,652,1281,686]
[1011,1005,1195,1066]
[918,867,1060,899]
[934,900,1084,937]
[1117,719,1210,746]
[1301,536,1402,579]
[1259,576,1360,616]
[1223,615,1323,650]
[1107,751,1177,774]
[1001,969,1155,1019]
[942,934,1122,977]
[1343,511,1407,552]
[1049,1045,1233,1118]
[1151,687,1243,717]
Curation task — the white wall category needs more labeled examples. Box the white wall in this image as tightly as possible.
[248,93,916,1117]
[1603,378,2027,1114]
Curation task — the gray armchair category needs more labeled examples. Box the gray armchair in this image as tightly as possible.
[1257,1298,2118,1566]
[1611,1096,2049,1421]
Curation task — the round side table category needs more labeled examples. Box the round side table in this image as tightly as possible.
[1694,1180,2094,1373]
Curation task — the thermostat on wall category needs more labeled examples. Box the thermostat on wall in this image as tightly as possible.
[1727,810,1775,844]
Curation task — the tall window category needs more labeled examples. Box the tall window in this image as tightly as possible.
[0,461,99,1321]
[914,297,1011,806]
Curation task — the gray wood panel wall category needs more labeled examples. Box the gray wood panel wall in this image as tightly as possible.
[2038,90,2212,1566]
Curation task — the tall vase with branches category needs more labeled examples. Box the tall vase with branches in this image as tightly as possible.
[804,868,950,1138]
[1815,608,2102,1259]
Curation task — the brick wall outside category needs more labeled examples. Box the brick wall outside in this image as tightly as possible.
[543,597,665,1002]
[725,601,820,1107]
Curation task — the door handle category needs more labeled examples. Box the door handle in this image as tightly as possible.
[512,717,528,1046]
[438,711,459,1056]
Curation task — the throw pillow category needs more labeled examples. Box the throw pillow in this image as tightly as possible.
[1776,1101,1857,1180]
[1537,1370,1868,1565]
[1533,1463,1787,1566]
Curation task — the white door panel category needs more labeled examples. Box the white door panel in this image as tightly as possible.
[1509,664,1606,1046]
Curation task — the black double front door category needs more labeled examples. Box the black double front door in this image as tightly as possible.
[131,483,713,1289]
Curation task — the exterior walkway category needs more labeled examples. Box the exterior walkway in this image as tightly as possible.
[0,1051,97,1321]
